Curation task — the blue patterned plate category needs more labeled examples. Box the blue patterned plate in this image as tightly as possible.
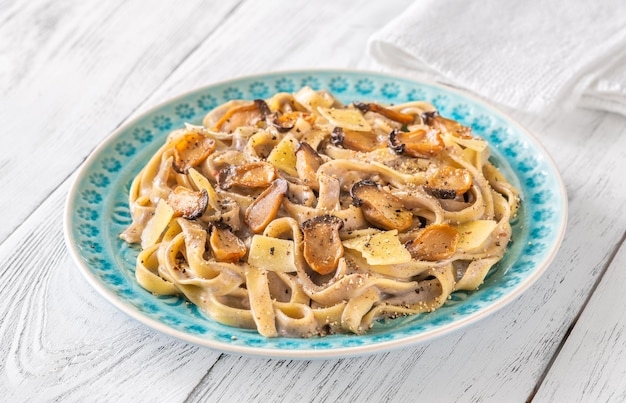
[64,70,567,359]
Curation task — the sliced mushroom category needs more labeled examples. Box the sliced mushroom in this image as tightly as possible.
[423,187,456,200]
[420,110,439,123]
[209,222,247,263]
[172,131,216,173]
[353,101,414,125]
[406,223,460,261]
[245,178,288,233]
[331,127,384,152]
[295,142,323,189]
[268,92,300,113]
[424,166,473,199]
[388,128,444,158]
[212,99,271,133]
[422,111,473,139]
[330,127,344,146]
[272,111,314,132]
[301,215,344,275]
[217,161,277,190]
[255,99,272,116]
[350,180,413,231]
[167,187,208,219]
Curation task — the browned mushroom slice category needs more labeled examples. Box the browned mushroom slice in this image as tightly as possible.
[172,132,217,174]
[217,161,277,189]
[424,166,473,199]
[388,128,444,158]
[245,178,288,233]
[406,223,460,261]
[212,99,271,132]
[350,180,413,231]
[209,223,247,263]
[272,111,315,132]
[331,127,384,152]
[301,215,344,275]
[167,187,209,219]
[295,142,323,188]
[422,111,473,139]
[353,101,414,125]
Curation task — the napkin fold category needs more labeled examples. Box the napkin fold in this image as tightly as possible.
[368,0,626,116]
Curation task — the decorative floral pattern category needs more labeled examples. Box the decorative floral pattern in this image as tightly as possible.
[66,71,566,358]
[80,190,102,204]
[472,114,492,131]
[355,79,375,95]
[88,173,109,188]
[490,127,510,145]
[114,141,136,157]
[381,82,400,99]
[249,82,269,98]
[407,88,426,102]
[77,207,98,221]
[152,115,173,131]
[432,95,450,111]
[329,77,349,93]
[533,208,555,221]
[517,156,538,173]
[452,104,471,121]
[223,87,243,101]
[101,157,121,173]
[77,223,99,238]
[132,127,153,143]
[88,256,112,271]
[504,141,523,158]
[82,240,103,253]
[275,78,295,93]
[300,76,320,89]
[175,103,195,120]
[197,95,218,111]
[526,172,547,188]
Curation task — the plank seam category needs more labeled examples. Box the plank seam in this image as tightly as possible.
[0,0,246,249]
[527,229,626,402]
[183,353,224,403]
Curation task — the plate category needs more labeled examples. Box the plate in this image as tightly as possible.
[64,70,567,359]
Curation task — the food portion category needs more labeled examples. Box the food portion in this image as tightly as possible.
[121,87,520,338]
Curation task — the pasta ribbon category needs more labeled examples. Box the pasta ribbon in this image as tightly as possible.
[121,87,520,337]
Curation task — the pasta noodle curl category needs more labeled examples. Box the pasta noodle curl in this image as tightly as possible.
[121,87,520,337]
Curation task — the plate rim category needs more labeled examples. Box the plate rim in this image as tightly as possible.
[63,68,568,359]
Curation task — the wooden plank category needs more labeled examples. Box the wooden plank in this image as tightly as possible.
[0,1,414,400]
[178,110,626,402]
[125,0,403,110]
[3,0,626,401]
[532,235,626,402]
[147,2,626,398]
[0,0,242,243]
[0,178,221,401]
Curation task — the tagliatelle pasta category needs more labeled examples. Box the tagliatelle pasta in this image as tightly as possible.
[120,87,520,337]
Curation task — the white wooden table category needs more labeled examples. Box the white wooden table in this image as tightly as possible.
[2,1,626,401]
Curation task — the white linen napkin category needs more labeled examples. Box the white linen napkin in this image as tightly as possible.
[368,0,626,116]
